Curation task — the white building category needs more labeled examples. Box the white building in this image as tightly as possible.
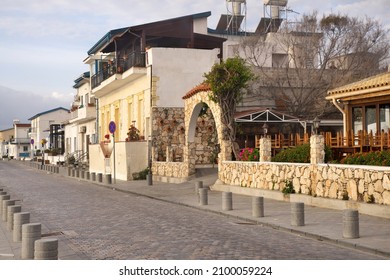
[0,127,14,158]
[7,122,31,160]
[28,107,70,156]
[64,72,97,166]
[83,12,226,180]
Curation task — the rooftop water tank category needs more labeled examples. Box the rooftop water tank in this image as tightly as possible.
[227,0,246,16]
[263,0,288,6]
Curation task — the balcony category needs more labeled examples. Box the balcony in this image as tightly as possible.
[91,51,147,97]
[69,104,96,123]
[11,138,31,144]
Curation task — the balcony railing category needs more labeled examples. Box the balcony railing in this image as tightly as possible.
[91,51,146,89]
[11,138,31,144]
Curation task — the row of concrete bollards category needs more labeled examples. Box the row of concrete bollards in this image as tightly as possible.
[195,181,360,239]
[28,161,113,185]
[29,162,60,174]
[67,166,112,184]
[0,186,59,259]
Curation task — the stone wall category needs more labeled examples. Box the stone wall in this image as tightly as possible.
[152,107,185,162]
[219,161,390,205]
[152,162,190,181]
[151,106,217,164]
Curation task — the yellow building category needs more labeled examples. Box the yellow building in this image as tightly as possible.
[83,12,225,180]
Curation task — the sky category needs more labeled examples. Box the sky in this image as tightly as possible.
[0,0,389,130]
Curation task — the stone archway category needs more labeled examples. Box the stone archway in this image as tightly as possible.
[151,84,232,182]
[183,85,232,175]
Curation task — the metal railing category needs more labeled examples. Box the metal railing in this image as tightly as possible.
[64,150,89,167]
[11,138,31,144]
[91,51,146,89]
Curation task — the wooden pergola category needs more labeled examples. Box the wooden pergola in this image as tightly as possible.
[326,70,390,155]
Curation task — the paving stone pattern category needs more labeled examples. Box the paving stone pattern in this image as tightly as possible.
[0,161,386,260]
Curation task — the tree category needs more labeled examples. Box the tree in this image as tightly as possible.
[203,57,254,159]
[239,12,390,121]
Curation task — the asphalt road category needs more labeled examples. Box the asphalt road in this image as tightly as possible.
[0,161,384,260]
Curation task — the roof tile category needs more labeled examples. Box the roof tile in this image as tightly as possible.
[182,83,211,99]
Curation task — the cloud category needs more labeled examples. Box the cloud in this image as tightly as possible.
[0,86,72,130]
[47,92,74,103]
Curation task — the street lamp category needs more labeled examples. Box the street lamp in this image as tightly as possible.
[313,116,321,135]
[262,123,268,137]
[147,136,153,186]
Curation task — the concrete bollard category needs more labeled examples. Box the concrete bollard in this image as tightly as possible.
[343,209,359,239]
[67,167,72,176]
[222,192,233,211]
[97,173,103,183]
[80,170,85,179]
[2,199,16,222]
[147,173,153,186]
[13,212,30,242]
[91,172,96,181]
[199,188,208,206]
[0,194,11,216]
[34,238,58,260]
[195,181,203,194]
[7,205,21,231]
[105,174,112,184]
[85,171,90,180]
[71,169,75,177]
[291,202,305,226]
[252,196,264,218]
[75,169,80,178]
[21,223,42,259]
[195,181,203,203]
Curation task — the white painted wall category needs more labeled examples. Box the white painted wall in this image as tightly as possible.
[30,109,70,150]
[148,47,221,107]
[89,141,148,180]
[193,17,208,34]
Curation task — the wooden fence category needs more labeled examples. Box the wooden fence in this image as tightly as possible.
[255,130,390,159]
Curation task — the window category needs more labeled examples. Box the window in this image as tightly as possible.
[352,107,362,133]
[380,104,390,131]
[272,54,288,68]
[23,146,28,152]
[365,106,377,134]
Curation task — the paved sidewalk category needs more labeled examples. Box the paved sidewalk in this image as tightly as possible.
[1,165,390,259]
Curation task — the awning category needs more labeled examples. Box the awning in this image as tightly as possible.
[234,108,307,131]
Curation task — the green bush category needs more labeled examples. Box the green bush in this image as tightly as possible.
[282,180,295,194]
[341,150,390,166]
[272,144,333,163]
[133,167,150,180]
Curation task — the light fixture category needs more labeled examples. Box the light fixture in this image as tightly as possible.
[262,123,268,136]
[313,116,321,135]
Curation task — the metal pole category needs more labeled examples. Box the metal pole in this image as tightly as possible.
[113,133,116,184]
[147,135,153,185]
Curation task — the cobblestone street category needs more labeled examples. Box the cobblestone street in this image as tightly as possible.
[0,161,386,260]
